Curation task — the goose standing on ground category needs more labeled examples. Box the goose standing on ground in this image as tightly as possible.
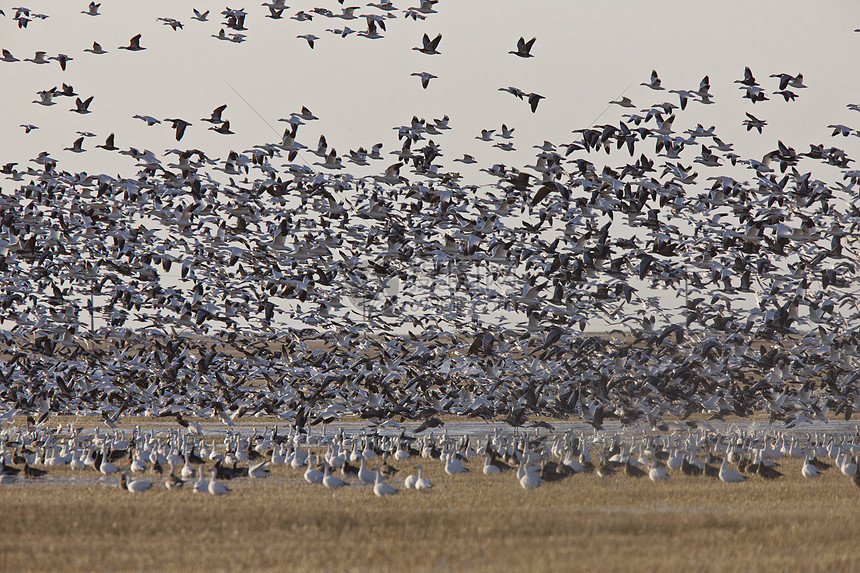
[718,458,746,483]
[444,450,469,475]
[248,460,270,478]
[192,467,207,493]
[164,462,184,490]
[373,468,397,496]
[323,462,346,488]
[519,458,541,489]
[648,460,670,482]
[415,464,433,490]
[304,455,324,484]
[357,457,376,484]
[802,455,820,479]
[99,447,119,475]
[208,468,231,495]
[121,472,152,493]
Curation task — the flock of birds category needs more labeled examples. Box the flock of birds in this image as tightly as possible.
[3,422,860,493]
[0,1,859,452]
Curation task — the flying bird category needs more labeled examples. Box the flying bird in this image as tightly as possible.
[119,34,145,51]
[413,33,442,55]
[133,114,161,126]
[201,104,228,124]
[297,34,319,49]
[96,133,118,151]
[49,53,73,71]
[82,2,100,16]
[83,42,107,55]
[509,36,536,58]
[410,71,437,89]
[164,118,192,141]
[70,96,94,114]
[641,70,664,90]
[743,112,766,134]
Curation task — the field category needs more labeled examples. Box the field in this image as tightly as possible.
[2,454,859,572]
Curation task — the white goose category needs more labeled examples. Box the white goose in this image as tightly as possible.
[801,456,820,479]
[304,456,324,484]
[444,450,468,475]
[121,472,152,493]
[357,457,376,484]
[518,459,541,489]
[718,458,746,483]
[322,462,346,488]
[208,468,231,495]
[373,468,397,496]
[648,460,670,482]
[415,465,433,491]
[248,460,270,478]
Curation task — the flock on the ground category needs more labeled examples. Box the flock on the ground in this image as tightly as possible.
[0,2,859,433]
[2,423,860,493]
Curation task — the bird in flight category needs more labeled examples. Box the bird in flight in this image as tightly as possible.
[70,96,94,114]
[413,33,442,55]
[164,118,192,141]
[509,36,536,58]
[119,34,145,51]
[82,2,100,16]
[411,71,437,89]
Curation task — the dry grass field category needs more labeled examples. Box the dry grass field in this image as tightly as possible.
[1,454,859,572]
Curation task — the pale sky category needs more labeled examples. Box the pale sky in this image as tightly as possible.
[2,0,858,178]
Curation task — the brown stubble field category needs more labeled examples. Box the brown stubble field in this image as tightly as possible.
[1,454,860,572]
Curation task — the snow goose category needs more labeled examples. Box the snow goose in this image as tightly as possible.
[801,456,819,479]
[415,465,433,490]
[83,42,107,55]
[121,472,152,493]
[518,459,541,489]
[718,458,746,483]
[509,36,536,58]
[373,468,397,496]
[410,72,437,89]
[82,2,100,16]
[444,450,468,475]
[99,448,119,475]
[192,467,207,493]
[357,457,376,484]
[165,462,184,490]
[208,468,231,495]
[119,34,145,51]
[648,460,670,482]
[248,460,270,478]
[304,456,324,484]
[70,96,94,115]
[24,51,49,64]
[180,453,195,479]
[129,451,147,473]
[413,33,442,55]
[483,452,503,475]
[323,462,346,488]
[840,453,858,477]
